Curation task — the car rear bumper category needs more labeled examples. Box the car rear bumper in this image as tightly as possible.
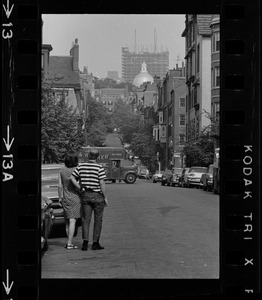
[188,179,201,185]
[207,179,213,186]
[53,216,65,225]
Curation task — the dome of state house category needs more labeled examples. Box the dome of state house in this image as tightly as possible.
[133,62,154,87]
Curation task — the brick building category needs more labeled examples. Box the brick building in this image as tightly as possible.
[154,65,186,170]
[42,39,82,116]
[182,14,212,143]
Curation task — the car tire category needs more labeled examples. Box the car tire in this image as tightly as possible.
[42,238,48,252]
[124,173,136,184]
[161,181,165,186]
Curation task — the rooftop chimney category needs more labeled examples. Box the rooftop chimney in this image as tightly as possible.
[83,66,88,74]
[70,38,79,71]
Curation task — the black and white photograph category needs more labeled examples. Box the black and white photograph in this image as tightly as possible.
[41,14,220,279]
[2,0,261,298]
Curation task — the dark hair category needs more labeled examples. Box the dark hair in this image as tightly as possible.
[88,148,99,160]
[64,152,78,168]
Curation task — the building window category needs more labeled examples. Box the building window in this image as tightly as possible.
[171,90,174,102]
[168,104,172,118]
[193,89,197,106]
[159,111,163,124]
[197,44,200,73]
[168,124,172,137]
[212,31,220,52]
[212,66,220,87]
[179,114,186,126]
[180,98,186,108]
[179,134,186,145]
[211,102,220,119]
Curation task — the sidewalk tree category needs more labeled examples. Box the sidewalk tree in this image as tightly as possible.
[111,99,140,143]
[84,97,109,146]
[130,124,156,169]
[182,133,214,167]
[182,111,219,167]
[41,79,85,163]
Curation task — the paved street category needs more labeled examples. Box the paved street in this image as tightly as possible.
[42,179,219,279]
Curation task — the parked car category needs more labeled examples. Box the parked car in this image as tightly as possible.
[41,164,81,235]
[186,166,208,188]
[41,196,54,253]
[169,168,183,186]
[152,170,164,183]
[179,167,190,187]
[200,164,214,191]
[161,170,173,186]
[42,164,64,225]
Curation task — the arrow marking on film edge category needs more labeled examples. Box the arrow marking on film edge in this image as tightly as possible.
[3,125,14,152]
[3,0,14,18]
[2,269,14,295]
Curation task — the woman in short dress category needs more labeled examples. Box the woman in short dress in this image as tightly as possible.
[58,152,81,249]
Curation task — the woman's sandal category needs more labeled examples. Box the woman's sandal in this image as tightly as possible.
[65,244,78,250]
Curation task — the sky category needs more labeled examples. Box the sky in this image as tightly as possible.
[42,14,186,79]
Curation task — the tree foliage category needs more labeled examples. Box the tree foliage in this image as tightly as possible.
[94,77,133,91]
[110,100,140,143]
[41,80,85,163]
[130,124,156,169]
[182,132,215,167]
[84,97,111,146]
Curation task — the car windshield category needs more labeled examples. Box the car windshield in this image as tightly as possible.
[173,168,183,174]
[42,164,62,181]
[139,166,147,171]
[190,167,207,173]
[155,171,163,174]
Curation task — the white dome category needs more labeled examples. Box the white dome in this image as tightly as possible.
[133,62,154,87]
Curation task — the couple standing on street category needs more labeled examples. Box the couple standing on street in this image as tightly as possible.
[58,149,108,251]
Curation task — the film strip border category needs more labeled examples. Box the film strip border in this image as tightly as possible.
[2,1,40,299]
[1,1,261,299]
[220,0,261,294]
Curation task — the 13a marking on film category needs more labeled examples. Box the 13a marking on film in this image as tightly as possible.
[2,0,14,39]
[3,125,14,182]
[2,269,14,296]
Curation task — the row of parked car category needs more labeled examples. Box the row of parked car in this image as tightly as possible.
[152,164,216,192]
[41,164,65,255]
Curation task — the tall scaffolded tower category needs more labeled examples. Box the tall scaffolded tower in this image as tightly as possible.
[122,29,169,83]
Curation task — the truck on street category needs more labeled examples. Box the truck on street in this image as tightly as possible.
[79,147,138,184]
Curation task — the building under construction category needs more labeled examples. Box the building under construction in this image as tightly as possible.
[122,30,169,83]
[122,47,169,83]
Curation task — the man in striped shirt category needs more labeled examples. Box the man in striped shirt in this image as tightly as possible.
[71,148,108,251]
